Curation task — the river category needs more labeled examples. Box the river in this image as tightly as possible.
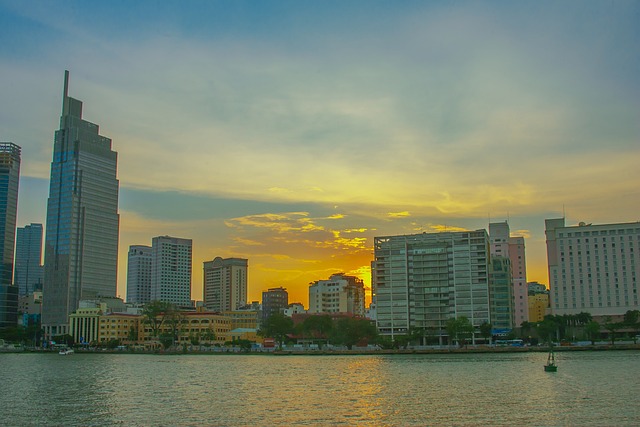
[1,350,639,426]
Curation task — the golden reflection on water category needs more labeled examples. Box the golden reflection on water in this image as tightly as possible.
[3,351,640,426]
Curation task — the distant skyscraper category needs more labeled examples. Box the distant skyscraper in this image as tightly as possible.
[151,236,192,306]
[262,287,288,321]
[14,223,44,296]
[0,142,21,328]
[126,245,152,304]
[42,71,120,336]
[489,221,529,328]
[488,256,514,330]
[545,218,640,317]
[373,230,490,344]
[203,257,248,312]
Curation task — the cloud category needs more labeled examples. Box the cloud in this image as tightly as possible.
[388,211,411,218]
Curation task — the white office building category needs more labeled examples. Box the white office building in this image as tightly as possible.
[545,218,640,317]
[126,245,152,304]
[150,236,192,307]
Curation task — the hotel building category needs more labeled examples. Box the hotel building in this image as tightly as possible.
[203,257,248,312]
[545,218,640,317]
[373,231,490,343]
[43,71,120,336]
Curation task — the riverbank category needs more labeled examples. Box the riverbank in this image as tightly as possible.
[11,342,640,356]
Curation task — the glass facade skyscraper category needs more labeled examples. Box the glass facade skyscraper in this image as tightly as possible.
[42,71,120,336]
[0,142,21,327]
[14,223,44,296]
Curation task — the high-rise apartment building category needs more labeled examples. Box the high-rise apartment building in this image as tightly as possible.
[203,257,248,312]
[489,221,528,327]
[262,287,288,321]
[14,223,44,296]
[545,218,640,317]
[308,273,365,316]
[373,231,490,343]
[42,72,120,336]
[150,236,192,307]
[0,142,20,328]
[488,257,514,329]
[126,245,152,304]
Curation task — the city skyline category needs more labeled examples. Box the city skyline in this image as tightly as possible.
[2,1,639,305]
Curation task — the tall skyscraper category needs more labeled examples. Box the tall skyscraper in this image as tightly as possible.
[14,223,44,296]
[545,218,640,317]
[373,230,490,344]
[126,245,152,304]
[42,71,120,336]
[203,257,248,312]
[489,221,529,327]
[151,236,192,307]
[0,142,21,328]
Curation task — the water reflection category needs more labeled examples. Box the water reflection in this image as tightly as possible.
[2,351,639,426]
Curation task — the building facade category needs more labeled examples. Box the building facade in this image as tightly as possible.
[261,287,289,321]
[488,257,514,329]
[373,231,490,343]
[545,218,640,317]
[0,142,21,328]
[489,221,529,327]
[308,273,365,316]
[203,257,248,312]
[126,245,152,304]
[14,223,44,296]
[43,71,120,336]
[150,236,192,307]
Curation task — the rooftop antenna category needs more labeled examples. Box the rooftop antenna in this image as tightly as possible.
[62,70,70,116]
[562,204,566,220]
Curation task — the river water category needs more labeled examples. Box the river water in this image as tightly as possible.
[1,350,639,426]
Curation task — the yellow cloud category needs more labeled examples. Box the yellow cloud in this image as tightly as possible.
[225,212,324,233]
[388,211,411,218]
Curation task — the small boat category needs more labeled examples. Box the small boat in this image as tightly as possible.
[58,348,74,355]
[544,349,557,372]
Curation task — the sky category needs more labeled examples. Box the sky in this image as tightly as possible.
[1,1,639,306]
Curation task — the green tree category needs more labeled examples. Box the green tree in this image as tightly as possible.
[201,329,216,346]
[331,317,378,350]
[127,325,138,343]
[142,300,174,338]
[585,321,601,345]
[536,319,557,346]
[479,322,493,345]
[604,316,621,345]
[259,312,294,349]
[301,315,334,349]
[446,317,474,347]
[159,334,173,350]
[165,310,186,348]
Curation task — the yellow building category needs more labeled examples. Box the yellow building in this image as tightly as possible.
[222,310,260,330]
[139,311,232,348]
[528,293,549,323]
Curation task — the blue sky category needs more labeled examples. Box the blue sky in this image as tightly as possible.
[2,0,639,304]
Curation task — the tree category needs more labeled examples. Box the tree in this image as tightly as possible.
[623,310,639,343]
[127,325,138,343]
[165,310,186,348]
[585,321,601,345]
[446,317,474,347]
[301,315,334,349]
[536,319,557,346]
[142,300,174,338]
[604,316,621,345]
[259,312,294,349]
[331,317,378,349]
[479,322,493,345]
